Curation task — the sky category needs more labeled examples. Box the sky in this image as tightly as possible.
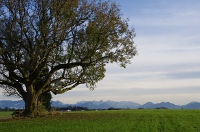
[1,0,200,105]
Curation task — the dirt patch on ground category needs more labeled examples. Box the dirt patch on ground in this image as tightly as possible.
[0,117,13,121]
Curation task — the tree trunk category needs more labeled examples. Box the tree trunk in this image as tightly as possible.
[23,92,39,116]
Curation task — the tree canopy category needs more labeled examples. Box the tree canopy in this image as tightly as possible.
[0,0,137,116]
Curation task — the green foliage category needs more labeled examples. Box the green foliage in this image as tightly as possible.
[38,92,52,110]
[1,110,200,131]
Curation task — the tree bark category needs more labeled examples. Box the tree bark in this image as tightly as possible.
[23,92,39,116]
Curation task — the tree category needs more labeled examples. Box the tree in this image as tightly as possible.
[0,0,137,116]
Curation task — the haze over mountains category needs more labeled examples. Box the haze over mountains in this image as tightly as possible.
[1,100,200,109]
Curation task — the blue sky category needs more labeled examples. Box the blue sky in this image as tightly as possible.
[53,0,200,105]
[1,0,200,105]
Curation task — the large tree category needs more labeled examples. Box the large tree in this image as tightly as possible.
[0,0,137,116]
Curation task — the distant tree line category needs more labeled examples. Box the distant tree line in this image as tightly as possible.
[0,107,16,111]
[51,106,89,111]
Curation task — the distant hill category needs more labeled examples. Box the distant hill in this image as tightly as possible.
[140,102,181,109]
[51,100,70,108]
[0,100,200,109]
[76,100,140,109]
[181,102,200,109]
[0,100,25,109]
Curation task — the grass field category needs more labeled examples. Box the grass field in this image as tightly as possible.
[0,110,200,132]
[0,111,13,118]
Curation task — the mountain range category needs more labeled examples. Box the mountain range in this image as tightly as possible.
[0,100,200,109]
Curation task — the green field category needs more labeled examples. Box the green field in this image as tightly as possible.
[0,111,13,118]
[0,110,200,132]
